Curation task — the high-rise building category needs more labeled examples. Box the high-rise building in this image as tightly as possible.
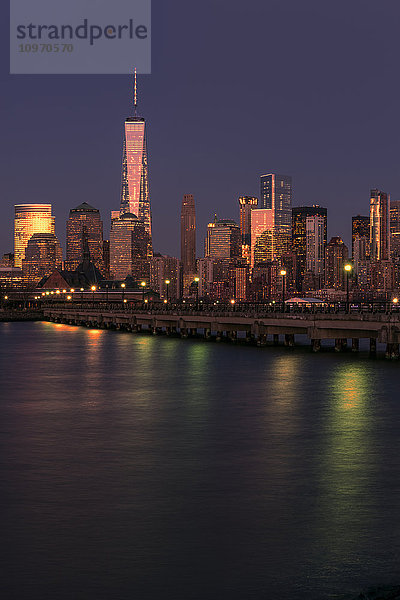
[260,174,292,260]
[352,215,370,258]
[120,70,152,254]
[238,196,258,262]
[325,237,348,289]
[250,209,274,267]
[149,255,182,300]
[204,218,241,260]
[306,215,325,282]
[109,212,150,280]
[22,233,62,287]
[353,236,369,276]
[66,202,103,272]
[370,189,390,261]
[180,194,196,274]
[14,204,55,268]
[292,205,327,289]
[390,200,400,258]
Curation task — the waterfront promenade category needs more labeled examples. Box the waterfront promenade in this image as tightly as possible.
[42,305,400,358]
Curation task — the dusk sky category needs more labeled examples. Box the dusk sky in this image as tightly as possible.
[1,0,400,257]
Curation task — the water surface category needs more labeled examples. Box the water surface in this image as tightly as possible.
[1,322,400,599]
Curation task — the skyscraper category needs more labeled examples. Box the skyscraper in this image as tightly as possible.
[66,202,103,272]
[325,236,348,289]
[292,205,327,290]
[180,194,196,275]
[390,200,400,258]
[238,196,258,262]
[352,214,370,257]
[120,70,152,255]
[370,189,390,261]
[150,255,182,300]
[109,212,149,280]
[14,204,55,268]
[250,209,274,267]
[306,215,325,288]
[260,174,292,260]
[22,233,62,287]
[204,218,241,260]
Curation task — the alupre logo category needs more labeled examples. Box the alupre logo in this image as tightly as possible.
[10,0,151,74]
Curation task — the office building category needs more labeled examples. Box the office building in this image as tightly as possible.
[66,202,103,272]
[306,215,325,280]
[352,215,370,258]
[109,212,150,280]
[181,194,196,295]
[238,196,258,262]
[14,204,55,268]
[260,174,292,260]
[250,209,274,267]
[22,233,62,287]
[292,205,327,289]
[325,236,348,289]
[120,70,152,254]
[370,188,390,261]
[204,218,241,260]
[390,200,400,258]
[149,255,181,300]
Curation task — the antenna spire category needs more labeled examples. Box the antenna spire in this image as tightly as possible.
[134,68,137,117]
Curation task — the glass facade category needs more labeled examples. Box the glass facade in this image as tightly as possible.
[238,196,258,262]
[120,116,152,255]
[251,209,274,266]
[292,205,327,290]
[180,194,196,275]
[260,174,292,262]
[66,202,103,272]
[14,204,55,268]
[370,189,389,261]
[306,215,325,276]
[352,214,370,258]
[110,213,150,281]
[205,219,241,259]
[22,233,62,287]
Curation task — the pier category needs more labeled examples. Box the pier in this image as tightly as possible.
[42,306,400,358]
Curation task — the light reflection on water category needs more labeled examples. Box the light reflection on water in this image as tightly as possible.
[1,322,400,600]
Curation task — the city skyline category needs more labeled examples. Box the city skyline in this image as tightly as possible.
[2,1,400,258]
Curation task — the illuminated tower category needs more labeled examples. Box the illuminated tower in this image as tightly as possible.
[14,204,55,267]
[292,205,327,289]
[306,215,325,285]
[66,202,103,272]
[204,218,241,259]
[352,214,370,257]
[238,196,258,262]
[180,194,196,275]
[120,69,152,255]
[370,188,389,261]
[109,212,150,281]
[260,174,292,260]
[250,209,274,267]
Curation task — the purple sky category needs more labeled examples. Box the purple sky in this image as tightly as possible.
[1,0,400,258]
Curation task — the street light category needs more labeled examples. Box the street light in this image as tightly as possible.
[344,264,352,312]
[194,276,200,309]
[392,297,399,313]
[230,298,236,312]
[280,269,287,313]
[141,281,146,303]
[91,285,96,308]
[121,282,126,305]
[165,279,170,303]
